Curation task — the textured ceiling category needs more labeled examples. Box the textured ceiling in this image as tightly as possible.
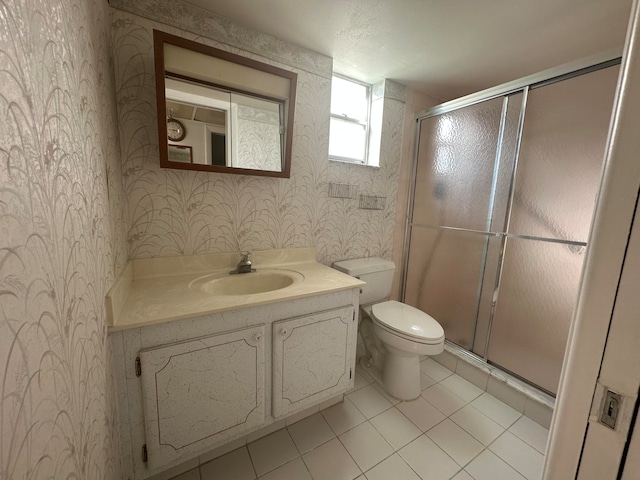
[184,0,632,101]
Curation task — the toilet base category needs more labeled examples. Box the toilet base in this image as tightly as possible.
[381,349,422,401]
[358,355,421,402]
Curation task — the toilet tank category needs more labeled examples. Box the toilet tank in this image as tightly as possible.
[333,257,396,305]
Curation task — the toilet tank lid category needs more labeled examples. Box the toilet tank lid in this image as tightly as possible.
[332,257,395,276]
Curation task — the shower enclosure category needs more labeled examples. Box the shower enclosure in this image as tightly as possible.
[403,60,620,395]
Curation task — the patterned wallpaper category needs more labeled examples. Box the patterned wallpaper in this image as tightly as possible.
[0,0,125,479]
[111,7,407,267]
[236,105,281,171]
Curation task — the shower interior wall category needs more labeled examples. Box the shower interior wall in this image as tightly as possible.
[404,62,620,395]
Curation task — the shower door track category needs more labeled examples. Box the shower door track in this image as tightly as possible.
[414,53,622,121]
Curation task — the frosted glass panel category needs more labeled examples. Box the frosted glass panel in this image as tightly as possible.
[509,65,619,242]
[413,97,504,230]
[487,238,585,394]
[404,227,496,349]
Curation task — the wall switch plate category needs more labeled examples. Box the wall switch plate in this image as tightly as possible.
[599,389,622,429]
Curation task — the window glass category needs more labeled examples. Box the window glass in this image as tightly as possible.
[329,75,370,163]
[331,76,369,121]
[329,117,367,161]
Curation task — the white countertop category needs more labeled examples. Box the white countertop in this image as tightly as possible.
[107,248,364,331]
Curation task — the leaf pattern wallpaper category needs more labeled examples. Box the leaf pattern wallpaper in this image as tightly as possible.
[110,3,407,267]
[1,0,415,477]
[236,106,282,171]
[0,0,126,479]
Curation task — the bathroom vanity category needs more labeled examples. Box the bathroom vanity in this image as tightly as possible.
[107,248,363,479]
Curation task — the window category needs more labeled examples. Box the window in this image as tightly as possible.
[329,75,371,164]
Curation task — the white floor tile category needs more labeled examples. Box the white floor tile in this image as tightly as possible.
[185,367,549,480]
[347,385,393,419]
[248,429,299,477]
[339,422,394,471]
[288,413,335,453]
[451,470,476,480]
[465,450,525,480]
[420,372,438,390]
[450,405,505,446]
[321,397,366,435]
[420,358,454,382]
[302,438,361,480]
[371,381,401,405]
[398,435,461,480]
[351,371,371,391]
[364,453,420,480]
[470,393,521,428]
[490,432,544,480]
[427,419,484,466]
[509,416,549,454]
[396,395,446,431]
[258,458,312,480]
[440,374,485,403]
[370,407,422,450]
[421,383,468,416]
[200,447,256,480]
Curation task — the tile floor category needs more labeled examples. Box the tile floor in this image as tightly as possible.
[171,358,549,480]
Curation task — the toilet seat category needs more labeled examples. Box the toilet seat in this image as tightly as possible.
[371,301,444,345]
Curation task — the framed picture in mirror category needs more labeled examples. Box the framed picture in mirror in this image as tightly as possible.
[167,145,193,163]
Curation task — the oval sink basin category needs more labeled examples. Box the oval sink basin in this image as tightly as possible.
[190,269,304,296]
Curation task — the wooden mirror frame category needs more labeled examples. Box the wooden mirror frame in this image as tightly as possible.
[153,30,297,178]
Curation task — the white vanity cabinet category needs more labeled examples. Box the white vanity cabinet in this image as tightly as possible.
[138,325,265,470]
[111,287,360,480]
[272,306,355,417]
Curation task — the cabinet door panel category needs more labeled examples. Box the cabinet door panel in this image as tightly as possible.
[139,325,265,469]
[273,306,355,417]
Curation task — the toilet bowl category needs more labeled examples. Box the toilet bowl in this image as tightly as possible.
[370,301,444,399]
[332,258,445,401]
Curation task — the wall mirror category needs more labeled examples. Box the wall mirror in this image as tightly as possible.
[153,30,297,177]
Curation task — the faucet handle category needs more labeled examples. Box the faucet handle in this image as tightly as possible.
[239,251,251,262]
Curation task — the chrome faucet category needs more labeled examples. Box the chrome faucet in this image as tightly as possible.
[230,251,256,274]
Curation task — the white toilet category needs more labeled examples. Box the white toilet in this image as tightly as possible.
[333,257,444,401]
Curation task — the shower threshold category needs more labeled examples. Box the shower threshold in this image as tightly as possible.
[434,341,555,427]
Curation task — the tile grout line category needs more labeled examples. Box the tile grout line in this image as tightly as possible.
[345,428,397,479]
[506,420,549,454]
[244,443,260,479]
[486,429,543,480]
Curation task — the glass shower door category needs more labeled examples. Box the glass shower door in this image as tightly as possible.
[405,96,507,350]
[486,65,619,394]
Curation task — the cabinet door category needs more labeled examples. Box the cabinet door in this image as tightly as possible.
[139,325,265,470]
[273,306,355,417]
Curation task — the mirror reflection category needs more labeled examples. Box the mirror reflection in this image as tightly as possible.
[165,77,284,171]
[154,30,297,177]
